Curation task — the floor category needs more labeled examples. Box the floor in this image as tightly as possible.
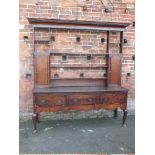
[19,115,135,154]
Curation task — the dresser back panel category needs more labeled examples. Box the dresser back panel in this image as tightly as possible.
[50,79,105,87]
[35,55,49,85]
[109,55,121,85]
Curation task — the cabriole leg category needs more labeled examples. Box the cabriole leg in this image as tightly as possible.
[114,108,118,118]
[36,113,40,123]
[32,113,37,133]
[122,109,127,127]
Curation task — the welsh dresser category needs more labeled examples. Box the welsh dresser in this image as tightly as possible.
[28,18,130,132]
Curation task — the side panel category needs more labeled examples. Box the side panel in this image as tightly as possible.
[109,55,121,85]
[35,55,49,85]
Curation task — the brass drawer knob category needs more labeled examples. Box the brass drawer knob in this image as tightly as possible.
[87,98,93,102]
[58,100,62,103]
[102,97,109,103]
[39,99,47,104]
[71,98,80,104]
[57,100,63,104]
[73,98,79,102]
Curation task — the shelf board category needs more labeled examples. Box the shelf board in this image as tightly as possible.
[50,52,108,56]
[33,86,128,93]
[50,64,108,68]
[34,40,50,44]
[51,77,107,80]
[109,42,121,45]
[28,18,130,32]
[34,51,123,56]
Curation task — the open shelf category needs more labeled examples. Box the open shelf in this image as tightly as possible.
[50,52,108,56]
[109,42,121,45]
[34,40,50,44]
[32,19,129,89]
[50,64,108,68]
[51,77,108,80]
[34,51,122,56]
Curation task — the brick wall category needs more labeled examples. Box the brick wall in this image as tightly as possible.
[19,0,135,117]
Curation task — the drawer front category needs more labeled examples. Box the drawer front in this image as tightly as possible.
[100,93,127,104]
[35,94,66,106]
[69,94,99,105]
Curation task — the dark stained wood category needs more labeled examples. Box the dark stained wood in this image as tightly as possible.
[34,40,50,44]
[51,77,107,80]
[33,88,128,116]
[32,114,37,132]
[35,55,49,85]
[33,86,128,93]
[68,94,99,105]
[35,105,95,113]
[50,65,108,68]
[28,18,130,30]
[31,19,129,131]
[35,94,66,107]
[106,31,110,87]
[95,102,126,111]
[122,109,128,126]
[109,55,121,85]
[114,108,118,118]
[33,25,126,32]
[50,52,108,56]
[120,31,123,54]
[50,79,106,87]
[28,18,130,32]
[100,93,126,104]
[36,113,39,123]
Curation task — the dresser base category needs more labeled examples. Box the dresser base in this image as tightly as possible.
[32,86,128,131]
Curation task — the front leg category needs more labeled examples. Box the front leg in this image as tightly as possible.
[36,113,40,123]
[32,113,37,133]
[114,108,118,118]
[122,109,127,127]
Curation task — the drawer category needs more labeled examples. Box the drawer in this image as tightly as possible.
[100,93,127,104]
[69,94,99,105]
[35,94,66,106]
